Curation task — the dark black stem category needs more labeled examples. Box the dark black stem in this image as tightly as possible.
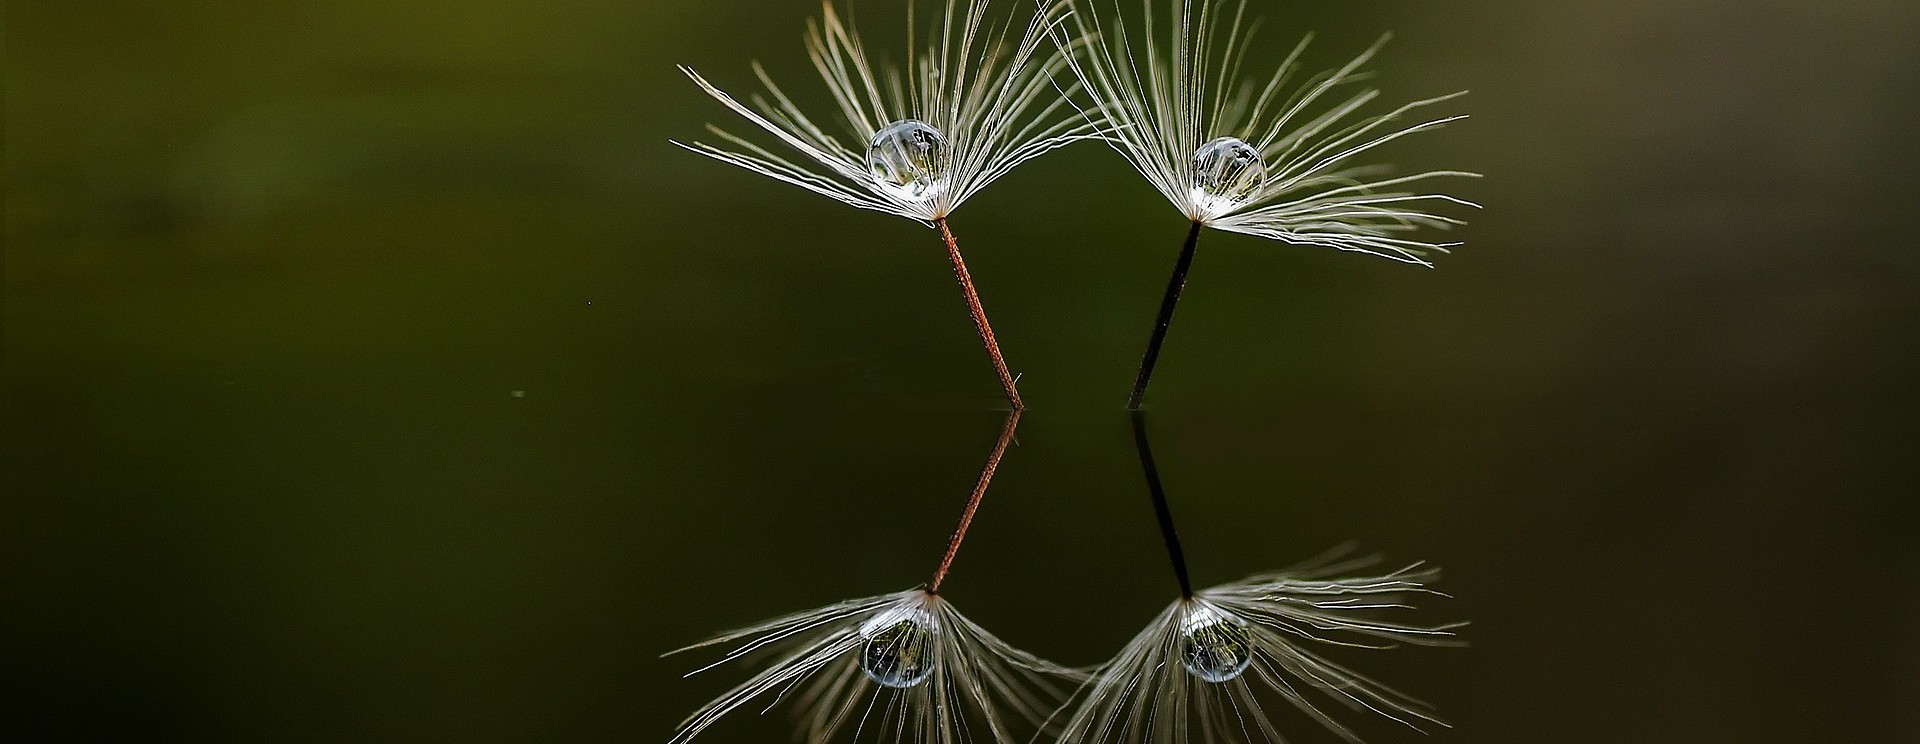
[1128,221,1204,409]
[1130,410,1192,597]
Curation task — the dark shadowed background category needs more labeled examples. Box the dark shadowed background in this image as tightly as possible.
[6,1,1919,742]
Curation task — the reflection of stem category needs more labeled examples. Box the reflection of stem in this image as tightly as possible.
[935,218,1024,410]
[929,410,1022,594]
[1131,410,1193,597]
[1128,221,1204,409]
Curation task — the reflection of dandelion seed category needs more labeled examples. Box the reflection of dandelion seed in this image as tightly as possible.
[671,589,1079,744]
[1057,566,1461,744]
[669,413,1081,744]
[675,1,1100,408]
[1054,0,1478,407]
[1052,413,1465,744]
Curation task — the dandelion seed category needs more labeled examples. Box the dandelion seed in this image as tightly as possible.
[669,412,1080,744]
[1055,0,1479,408]
[676,1,1102,408]
[1052,413,1466,744]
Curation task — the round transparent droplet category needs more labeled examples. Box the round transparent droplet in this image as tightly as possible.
[1180,604,1254,683]
[859,609,937,688]
[1190,136,1266,208]
[866,119,949,201]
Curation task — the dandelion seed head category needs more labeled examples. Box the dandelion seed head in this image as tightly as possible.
[1055,552,1462,744]
[1057,0,1477,263]
[676,1,1100,225]
[670,589,1081,744]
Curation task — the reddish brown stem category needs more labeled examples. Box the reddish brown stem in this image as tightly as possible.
[935,219,1024,410]
[928,410,1022,594]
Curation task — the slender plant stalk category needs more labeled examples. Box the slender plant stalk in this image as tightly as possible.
[1130,410,1193,597]
[929,409,1023,593]
[1127,222,1205,409]
[935,219,1024,410]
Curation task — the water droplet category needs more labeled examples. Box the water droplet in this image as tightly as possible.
[859,608,937,688]
[1190,136,1266,210]
[1179,604,1254,683]
[866,119,949,201]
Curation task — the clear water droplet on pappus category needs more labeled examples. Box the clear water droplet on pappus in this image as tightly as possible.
[866,119,949,201]
[1190,136,1266,210]
[859,607,938,688]
[1179,603,1255,683]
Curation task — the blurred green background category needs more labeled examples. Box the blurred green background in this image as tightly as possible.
[6,1,1919,742]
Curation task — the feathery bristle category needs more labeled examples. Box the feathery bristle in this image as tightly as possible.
[1054,555,1462,744]
[676,0,1102,224]
[671,589,1085,744]
[1057,0,1476,263]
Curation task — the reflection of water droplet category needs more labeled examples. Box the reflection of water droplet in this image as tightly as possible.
[866,120,948,201]
[1179,604,1254,683]
[859,607,938,688]
[1189,136,1266,211]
